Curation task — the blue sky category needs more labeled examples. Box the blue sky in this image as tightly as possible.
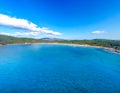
[0,0,120,40]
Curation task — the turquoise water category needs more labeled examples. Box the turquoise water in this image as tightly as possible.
[0,44,120,93]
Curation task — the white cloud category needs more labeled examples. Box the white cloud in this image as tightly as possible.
[0,32,40,37]
[0,14,62,37]
[91,30,105,34]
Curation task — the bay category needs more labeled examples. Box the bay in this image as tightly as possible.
[0,44,120,93]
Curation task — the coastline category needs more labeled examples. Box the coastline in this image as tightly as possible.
[1,43,120,54]
[40,43,120,54]
[0,44,3,46]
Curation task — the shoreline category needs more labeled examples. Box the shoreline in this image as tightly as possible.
[0,44,4,46]
[27,43,120,54]
[1,43,120,54]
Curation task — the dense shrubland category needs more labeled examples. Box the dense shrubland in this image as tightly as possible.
[0,35,120,50]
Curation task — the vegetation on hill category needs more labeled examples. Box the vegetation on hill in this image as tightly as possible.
[0,35,120,50]
[58,40,120,50]
[0,35,42,44]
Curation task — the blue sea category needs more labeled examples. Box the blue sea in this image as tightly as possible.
[0,44,120,93]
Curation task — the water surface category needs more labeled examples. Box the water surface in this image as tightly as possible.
[0,44,120,93]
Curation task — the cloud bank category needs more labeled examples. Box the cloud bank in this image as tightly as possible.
[0,14,62,37]
[0,32,40,37]
[91,30,105,34]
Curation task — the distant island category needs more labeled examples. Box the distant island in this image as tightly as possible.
[0,35,120,53]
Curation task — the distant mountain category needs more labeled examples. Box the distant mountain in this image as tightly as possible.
[40,37,64,41]
[93,39,120,41]
[93,39,111,41]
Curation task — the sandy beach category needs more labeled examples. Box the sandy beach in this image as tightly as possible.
[1,43,120,54]
[23,43,120,54]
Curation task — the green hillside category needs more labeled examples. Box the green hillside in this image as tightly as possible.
[0,35,120,50]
